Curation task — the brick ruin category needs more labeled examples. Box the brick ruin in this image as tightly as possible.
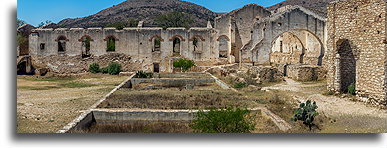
[23,1,387,106]
[327,0,387,106]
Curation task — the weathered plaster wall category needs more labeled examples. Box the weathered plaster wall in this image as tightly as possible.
[327,0,387,106]
[30,27,219,73]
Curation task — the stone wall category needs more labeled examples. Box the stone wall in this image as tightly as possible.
[286,64,327,81]
[327,0,387,106]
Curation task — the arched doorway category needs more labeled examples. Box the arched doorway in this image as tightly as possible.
[80,35,92,58]
[218,35,229,58]
[57,36,67,53]
[173,38,181,55]
[336,39,356,92]
[270,32,304,65]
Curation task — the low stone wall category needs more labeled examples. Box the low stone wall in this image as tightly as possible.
[248,66,284,83]
[287,64,327,81]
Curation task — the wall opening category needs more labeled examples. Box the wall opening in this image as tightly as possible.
[173,38,181,56]
[106,37,116,52]
[153,38,161,52]
[218,36,229,58]
[81,36,92,58]
[153,63,160,73]
[57,36,67,53]
[337,39,356,93]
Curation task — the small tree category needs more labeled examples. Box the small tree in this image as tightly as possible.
[292,100,319,131]
[191,108,256,133]
[173,59,195,72]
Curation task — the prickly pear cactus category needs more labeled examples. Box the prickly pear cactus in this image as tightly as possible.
[291,100,319,130]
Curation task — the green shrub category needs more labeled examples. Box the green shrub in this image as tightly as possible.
[88,63,100,74]
[348,83,356,95]
[107,62,122,75]
[291,100,319,130]
[134,71,153,78]
[100,67,109,74]
[173,59,195,72]
[190,108,255,133]
[234,82,247,89]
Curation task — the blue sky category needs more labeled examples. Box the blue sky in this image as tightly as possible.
[17,0,285,26]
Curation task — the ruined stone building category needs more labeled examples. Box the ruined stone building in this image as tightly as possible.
[327,0,387,106]
[28,4,329,75]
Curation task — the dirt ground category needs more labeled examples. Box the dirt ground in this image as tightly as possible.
[17,74,128,133]
[262,78,387,133]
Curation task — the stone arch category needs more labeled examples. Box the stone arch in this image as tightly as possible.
[104,35,118,52]
[149,35,164,42]
[250,6,326,64]
[79,35,93,58]
[335,39,356,92]
[218,35,230,58]
[151,35,163,52]
[78,35,94,42]
[270,32,305,65]
[103,35,119,41]
[56,35,68,53]
[169,35,186,41]
[55,35,69,42]
[189,35,205,41]
[217,35,230,41]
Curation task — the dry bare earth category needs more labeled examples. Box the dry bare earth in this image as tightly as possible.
[262,78,387,133]
[17,74,128,133]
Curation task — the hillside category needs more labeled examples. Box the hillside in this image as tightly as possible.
[57,0,217,28]
[268,0,336,16]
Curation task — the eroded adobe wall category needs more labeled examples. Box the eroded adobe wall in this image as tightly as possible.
[327,0,387,106]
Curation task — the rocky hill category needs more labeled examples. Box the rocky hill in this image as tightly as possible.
[268,0,336,16]
[58,0,217,28]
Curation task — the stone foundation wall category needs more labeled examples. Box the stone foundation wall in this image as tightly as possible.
[286,64,327,81]
[248,66,284,83]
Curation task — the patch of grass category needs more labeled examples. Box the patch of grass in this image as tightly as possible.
[234,82,247,89]
[60,82,96,88]
[18,85,61,90]
[25,77,76,82]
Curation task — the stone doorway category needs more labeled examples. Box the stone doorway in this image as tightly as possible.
[336,39,356,92]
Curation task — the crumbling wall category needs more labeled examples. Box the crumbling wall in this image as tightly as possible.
[29,27,219,73]
[286,64,326,81]
[248,5,326,65]
[326,0,387,106]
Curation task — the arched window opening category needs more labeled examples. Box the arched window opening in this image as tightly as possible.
[107,37,116,52]
[173,38,181,56]
[153,38,161,52]
[81,36,92,58]
[57,36,67,53]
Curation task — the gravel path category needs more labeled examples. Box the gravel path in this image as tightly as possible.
[262,78,387,133]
